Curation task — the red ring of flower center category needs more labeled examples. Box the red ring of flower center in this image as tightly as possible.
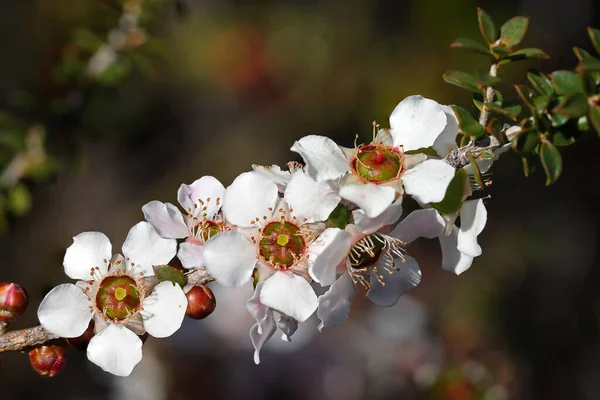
[259,222,306,270]
[351,145,405,183]
[96,276,141,321]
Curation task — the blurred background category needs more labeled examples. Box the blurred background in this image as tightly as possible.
[0,0,599,399]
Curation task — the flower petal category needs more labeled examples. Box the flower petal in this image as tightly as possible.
[353,197,403,234]
[389,95,448,151]
[122,222,177,276]
[222,171,278,228]
[457,199,487,257]
[252,164,291,192]
[249,313,276,365]
[339,183,396,218]
[366,255,421,306]
[177,241,205,269]
[308,227,353,286]
[203,230,257,286]
[284,170,340,223]
[439,227,474,275]
[276,314,298,342]
[290,135,351,181]
[142,201,189,239]
[63,232,112,280]
[402,159,455,204]
[260,271,317,322]
[433,105,459,157]
[177,176,226,219]
[37,283,93,338]
[390,208,445,243]
[141,281,187,338]
[86,324,143,377]
[317,273,355,331]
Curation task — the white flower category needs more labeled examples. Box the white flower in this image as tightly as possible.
[142,176,226,269]
[203,169,345,323]
[291,95,457,218]
[37,222,187,377]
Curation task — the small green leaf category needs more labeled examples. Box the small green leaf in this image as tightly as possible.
[431,169,467,215]
[540,139,562,185]
[459,134,471,147]
[589,105,600,137]
[577,116,589,131]
[511,128,539,153]
[450,38,492,55]
[477,8,497,44]
[443,70,484,94]
[573,47,592,61]
[486,118,503,141]
[531,94,552,114]
[7,184,31,216]
[577,57,600,71]
[527,71,554,95]
[467,154,484,188]
[252,268,259,289]
[500,16,530,48]
[498,48,549,67]
[514,84,534,107]
[486,103,522,120]
[473,91,503,111]
[550,70,585,94]
[548,111,570,127]
[327,203,350,229]
[552,130,577,147]
[450,105,485,136]
[153,265,186,287]
[521,155,534,177]
[474,72,502,87]
[552,93,589,118]
[587,27,600,54]
[480,151,495,160]
[491,46,511,56]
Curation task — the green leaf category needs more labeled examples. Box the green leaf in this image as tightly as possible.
[514,84,534,107]
[589,105,600,137]
[431,169,467,215]
[577,57,600,71]
[477,8,497,44]
[498,48,549,67]
[153,265,186,287]
[7,184,31,216]
[548,111,570,127]
[587,27,600,54]
[474,72,502,87]
[491,46,511,56]
[473,90,503,111]
[577,116,589,131]
[450,38,492,55]
[500,16,530,48]
[450,105,485,136]
[459,134,471,147]
[527,71,554,95]
[552,93,589,118]
[480,151,495,160]
[327,203,350,229]
[486,103,522,120]
[531,94,552,114]
[552,130,577,147]
[521,156,531,177]
[486,118,503,142]
[443,70,484,94]
[540,139,563,185]
[511,128,539,153]
[550,70,585,94]
[573,47,592,61]
[467,154,484,188]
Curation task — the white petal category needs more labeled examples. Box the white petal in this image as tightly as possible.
[433,105,459,157]
[249,312,276,365]
[390,208,445,243]
[308,227,353,286]
[317,273,355,331]
[290,135,351,181]
[284,170,340,223]
[37,284,93,338]
[141,281,187,338]
[222,171,278,228]
[439,227,474,275]
[63,232,112,280]
[366,255,421,306]
[86,324,143,377]
[389,95,448,151]
[252,164,291,192]
[339,183,396,218]
[457,199,487,257]
[353,197,403,234]
[276,314,298,342]
[260,271,317,323]
[203,230,257,286]
[246,282,270,333]
[177,241,205,269]
[402,159,455,204]
[177,176,226,219]
[142,201,188,239]
[122,222,177,276]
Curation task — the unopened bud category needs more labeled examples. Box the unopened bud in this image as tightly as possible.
[0,282,29,322]
[185,284,216,319]
[28,340,67,378]
[67,320,95,350]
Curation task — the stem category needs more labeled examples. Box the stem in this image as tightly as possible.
[0,267,214,353]
[478,63,498,127]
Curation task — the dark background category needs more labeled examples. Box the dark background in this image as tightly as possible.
[0,0,599,399]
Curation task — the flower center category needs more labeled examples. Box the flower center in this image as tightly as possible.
[353,145,404,183]
[96,276,140,321]
[259,222,305,270]
[191,220,222,243]
[349,234,385,269]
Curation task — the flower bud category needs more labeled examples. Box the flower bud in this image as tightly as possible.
[67,320,95,350]
[0,282,29,322]
[28,340,67,378]
[185,284,216,320]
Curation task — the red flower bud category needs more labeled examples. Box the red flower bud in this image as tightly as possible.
[185,285,216,320]
[67,320,95,350]
[28,340,67,378]
[0,282,29,322]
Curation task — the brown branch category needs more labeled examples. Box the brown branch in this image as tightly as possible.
[0,267,214,353]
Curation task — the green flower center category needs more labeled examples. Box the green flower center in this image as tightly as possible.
[353,145,404,183]
[96,276,140,320]
[259,222,305,270]
[348,234,385,269]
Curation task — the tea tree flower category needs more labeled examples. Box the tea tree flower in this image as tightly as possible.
[291,95,457,218]
[142,176,226,269]
[37,222,187,377]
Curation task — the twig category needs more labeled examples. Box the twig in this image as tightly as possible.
[479,63,498,127]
